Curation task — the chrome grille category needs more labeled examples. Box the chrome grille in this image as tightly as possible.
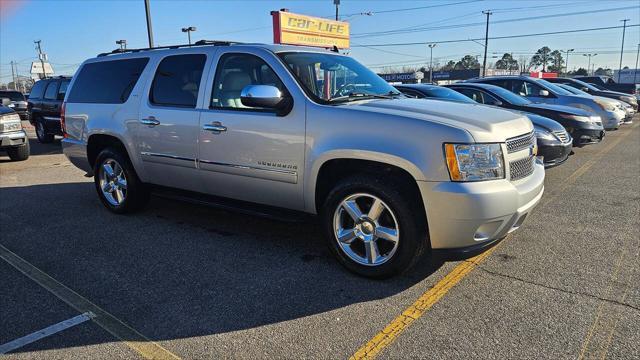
[553,130,570,143]
[506,132,535,153]
[510,156,535,181]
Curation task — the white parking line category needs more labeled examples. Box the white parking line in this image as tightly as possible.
[0,312,95,354]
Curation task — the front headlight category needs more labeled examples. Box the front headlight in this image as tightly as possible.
[444,143,505,182]
[0,113,22,133]
[560,114,591,122]
[534,125,556,141]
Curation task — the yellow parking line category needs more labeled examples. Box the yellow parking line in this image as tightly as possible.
[0,244,180,360]
[350,124,637,360]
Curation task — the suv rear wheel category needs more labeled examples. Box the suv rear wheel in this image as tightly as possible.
[35,119,54,143]
[94,147,149,214]
[320,174,428,279]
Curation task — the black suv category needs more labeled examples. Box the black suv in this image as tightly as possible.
[27,76,71,143]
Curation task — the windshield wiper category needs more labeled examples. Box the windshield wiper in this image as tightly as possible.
[329,91,402,103]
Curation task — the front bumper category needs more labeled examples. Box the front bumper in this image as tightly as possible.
[566,121,604,146]
[62,138,92,174]
[418,160,545,250]
[0,130,28,148]
[538,138,572,168]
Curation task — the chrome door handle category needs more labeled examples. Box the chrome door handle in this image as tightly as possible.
[203,122,227,134]
[140,117,160,126]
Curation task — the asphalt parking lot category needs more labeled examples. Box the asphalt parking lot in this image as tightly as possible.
[1,118,638,359]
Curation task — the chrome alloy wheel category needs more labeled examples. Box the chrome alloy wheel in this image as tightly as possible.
[333,193,400,266]
[98,158,128,206]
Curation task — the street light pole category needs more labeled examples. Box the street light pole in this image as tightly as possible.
[182,27,197,45]
[618,19,630,82]
[34,40,47,79]
[144,0,154,48]
[564,49,574,75]
[481,10,492,77]
[634,43,639,84]
[583,54,597,75]
[334,0,340,21]
[428,44,436,83]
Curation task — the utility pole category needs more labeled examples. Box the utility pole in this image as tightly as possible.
[618,19,630,82]
[564,49,574,75]
[634,43,639,84]
[34,40,47,80]
[182,27,196,45]
[144,0,154,48]
[481,10,492,77]
[10,61,16,90]
[428,44,436,83]
[583,54,597,75]
[334,0,340,20]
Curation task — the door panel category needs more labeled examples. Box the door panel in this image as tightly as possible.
[198,51,305,210]
[135,53,208,191]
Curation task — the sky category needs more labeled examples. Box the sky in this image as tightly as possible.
[1,0,639,82]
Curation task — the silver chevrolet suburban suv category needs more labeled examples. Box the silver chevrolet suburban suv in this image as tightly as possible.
[62,42,544,278]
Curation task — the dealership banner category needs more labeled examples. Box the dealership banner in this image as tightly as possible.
[271,10,350,49]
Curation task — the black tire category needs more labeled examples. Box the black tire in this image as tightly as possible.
[35,119,54,143]
[94,147,149,214]
[320,174,428,279]
[7,142,30,161]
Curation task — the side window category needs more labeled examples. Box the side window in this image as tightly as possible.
[67,58,149,104]
[210,53,285,110]
[44,81,59,100]
[150,54,206,108]
[29,80,46,99]
[57,81,69,100]
[480,91,501,105]
[511,80,543,97]
[457,88,483,103]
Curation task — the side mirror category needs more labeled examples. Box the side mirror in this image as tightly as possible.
[538,89,550,97]
[492,100,503,106]
[1,98,10,106]
[581,87,589,92]
[241,85,283,109]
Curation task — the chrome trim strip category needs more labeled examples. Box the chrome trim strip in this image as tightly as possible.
[199,159,298,184]
[140,151,195,162]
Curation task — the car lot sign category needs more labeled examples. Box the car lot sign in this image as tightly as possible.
[271,10,350,49]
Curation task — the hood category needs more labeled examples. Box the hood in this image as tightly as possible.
[525,102,592,116]
[519,112,565,132]
[345,98,533,142]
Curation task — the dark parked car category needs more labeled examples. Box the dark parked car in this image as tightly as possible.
[546,77,638,110]
[27,76,71,143]
[0,90,29,120]
[454,81,604,146]
[575,76,639,96]
[396,84,572,167]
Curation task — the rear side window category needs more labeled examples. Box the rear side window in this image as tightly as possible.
[29,80,47,99]
[150,54,206,108]
[67,58,149,104]
[57,81,70,100]
[44,81,59,100]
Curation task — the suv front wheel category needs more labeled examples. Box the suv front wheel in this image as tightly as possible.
[94,147,149,213]
[321,174,428,279]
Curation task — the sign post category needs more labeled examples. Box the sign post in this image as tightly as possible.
[271,10,350,49]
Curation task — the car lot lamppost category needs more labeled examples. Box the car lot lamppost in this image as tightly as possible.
[563,49,574,75]
[481,10,492,77]
[634,43,640,84]
[144,0,154,48]
[116,40,127,50]
[182,26,197,45]
[583,53,597,75]
[428,44,437,83]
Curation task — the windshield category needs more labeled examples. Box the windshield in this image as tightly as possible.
[0,91,25,101]
[568,78,600,92]
[536,79,574,96]
[485,85,531,106]
[557,84,589,96]
[278,52,401,103]
[419,87,475,103]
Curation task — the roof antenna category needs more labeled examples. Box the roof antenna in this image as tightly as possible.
[331,45,339,53]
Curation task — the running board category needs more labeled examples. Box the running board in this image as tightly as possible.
[150,186,312,223]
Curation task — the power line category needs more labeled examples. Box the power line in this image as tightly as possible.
[353,24,640,47]
[338,0,483,18]
[352,6,638,38]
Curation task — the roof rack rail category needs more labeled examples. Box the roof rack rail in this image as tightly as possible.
[97,40,243,57]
